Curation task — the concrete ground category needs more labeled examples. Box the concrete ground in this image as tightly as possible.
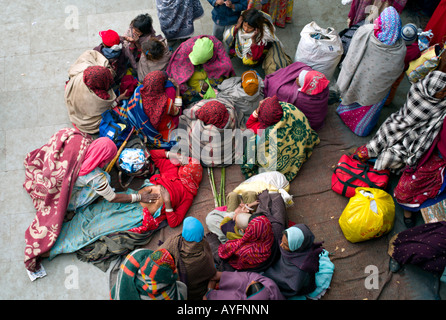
[0,0,432,300]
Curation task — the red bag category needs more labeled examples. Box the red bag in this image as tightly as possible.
[331,154,390,197]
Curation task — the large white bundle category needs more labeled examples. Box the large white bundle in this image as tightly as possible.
[294,21,344,80]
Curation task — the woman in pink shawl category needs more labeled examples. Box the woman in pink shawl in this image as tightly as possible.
[23,129,159,273]
[166,35,235,105]
[263,62,330,131]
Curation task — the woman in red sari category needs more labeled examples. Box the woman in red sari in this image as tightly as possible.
[139,149,203,228]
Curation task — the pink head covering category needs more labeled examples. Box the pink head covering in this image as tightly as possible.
[300,70,330,96]
[78,137,117,176]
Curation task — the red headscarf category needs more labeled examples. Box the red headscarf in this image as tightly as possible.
[258,96,283,129]
[78,137,117,176]
[195,100,229,129]
[140,71,169,129]
[178,157,203,196]
[83,66,113,100]
[300,71,330,96]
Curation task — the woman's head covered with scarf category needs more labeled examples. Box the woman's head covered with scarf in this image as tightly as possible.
[140,70,169,129]
[79,137,117,176]
[182,217,204,242]
[281,224,315,252]
[297,70,330,96]
[373,6,402,45]
[189,37,214,65]
[83,66,114,100]
[258,95,283,129]
[195,100,229,129]
[149,248,176,271]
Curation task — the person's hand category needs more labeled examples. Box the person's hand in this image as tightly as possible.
[139,189,160,204]
[169,77,179,89]
[216,0,225,5]
[246,200,259,210]
[117,89,131,102]
[124,36,135,43]
[159,185,171,204]
[233,203,246,216]
[235,16,243,30]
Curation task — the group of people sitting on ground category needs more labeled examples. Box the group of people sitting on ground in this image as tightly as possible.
[22,1,446,299]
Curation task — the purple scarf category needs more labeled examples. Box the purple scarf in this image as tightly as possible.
[264,62,329,130]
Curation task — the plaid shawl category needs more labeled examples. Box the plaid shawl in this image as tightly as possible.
[23,128,92,272]
[366,71,446,171]
[110,248,186,300]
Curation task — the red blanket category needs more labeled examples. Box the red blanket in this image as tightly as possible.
[23,128,92,272]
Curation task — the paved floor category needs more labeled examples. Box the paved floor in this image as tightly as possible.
[0,0,429,300]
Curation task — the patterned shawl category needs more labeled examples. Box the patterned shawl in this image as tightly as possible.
[110,248,187,300]
[23,128,92,272]
[140,71,169,130]
[156,0,204,40]
[241,101,320,182]
[218,215,275,270]
[366,71,446,171]
[373,6,402,46]
[166,35,235,94]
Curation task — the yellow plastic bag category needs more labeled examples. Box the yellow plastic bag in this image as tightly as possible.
[339,187,395,243]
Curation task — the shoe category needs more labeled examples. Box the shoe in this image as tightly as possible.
[389,258,401,273]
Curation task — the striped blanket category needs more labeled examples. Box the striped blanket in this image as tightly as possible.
[114,85,177,150]
[110,248,187,300]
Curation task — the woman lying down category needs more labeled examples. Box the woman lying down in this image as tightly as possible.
[48,150,203,262]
